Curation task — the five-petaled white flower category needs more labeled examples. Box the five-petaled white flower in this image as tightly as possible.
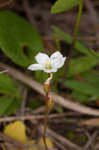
[28,51,66,73]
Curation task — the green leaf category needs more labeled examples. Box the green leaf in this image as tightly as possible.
[82,71,99,88]
[72,91,91,103]
[52,26,95,55]
[51,0,80,14]
[51,85,59,93]
[0,96,14,116]
[67,55,99,77]
[65,79,99,99]
[5,98,21,115]
[55,105,63,113]
[28,100,43,110]
[0,11,43,67]
[0,74,21,98]
[51,67,65,84]
[52,26,99,77]
[34,71,48,83]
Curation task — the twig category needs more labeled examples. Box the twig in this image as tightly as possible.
[0,113,69,122]
[93,1,99,7]
[52,138,68,150]
[20,88,28,117]
[43,35,99,41]
[1,63,99,116]
[0,0,15,8]
[0,143,6,150]
[22,0,36,26]
[0,70,8,74]
[77,36,99,41]
[0,132,28,150]
[32,106,45,114]
[39,126,82,150]
[84,131,98,150]
[85,0,99,46]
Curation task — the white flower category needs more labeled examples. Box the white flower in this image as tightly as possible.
[28,51,66,73]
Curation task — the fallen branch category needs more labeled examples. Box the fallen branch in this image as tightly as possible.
[1,63,99,116]
[0,113,67,122]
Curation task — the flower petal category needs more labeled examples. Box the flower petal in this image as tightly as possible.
[50,51,66,69]
[43,68,57,73]
[28,64,43,71]
[58,57,66,68]
[35,53,50,64]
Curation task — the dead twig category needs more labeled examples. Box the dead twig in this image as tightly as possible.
[0,143,7,150]
[20,87,28,117]
[0,0,15,8]
[22,0,36,26]
[85,0,99,46]
[0,132,28,150]
[52,138,68,150]
[39,126,82,150]
[32,106,45,114]
[43,35,99,42]
[0,113,69,122]
[0,70,8,74]
[84,131,98,150]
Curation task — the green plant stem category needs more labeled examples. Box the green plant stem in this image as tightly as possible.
[63,0,84,79]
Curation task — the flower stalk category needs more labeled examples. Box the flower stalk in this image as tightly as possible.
[28,51,66,150]
[43,73,53,150]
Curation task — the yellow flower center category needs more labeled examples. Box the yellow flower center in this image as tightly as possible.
[45,61,52,70]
